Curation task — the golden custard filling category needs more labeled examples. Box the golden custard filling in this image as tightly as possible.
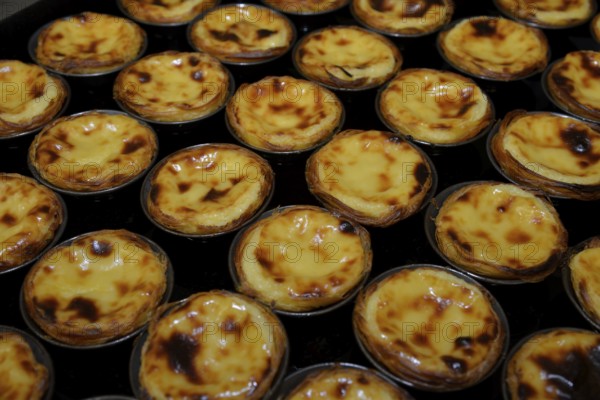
[146,144,273,235]
[438,16,549,80]
[29,112,158,192]
[379,68,493,144]
[294,26,402,89]
[354,267,506,390]
[0,173,64,271]
[491,111,600,198]
[0,60,67,136]
[285,366,410,400]
[505,329,600,400]
[435,182,567,282]
[35,12,145,74]
[139,291,286,400]
[352,0,454,35]
[263,0,350,14]
[227,76,343,151]
[189,4,295,63]
[569,238,600,325]
[0,332,48,400]
[233,206,371,312]
[547,51,600,122]
[120,0,219,24]
[114,51,231,122]
[306,129,433,227]
[495,0,595,27]
[23,229,169,346]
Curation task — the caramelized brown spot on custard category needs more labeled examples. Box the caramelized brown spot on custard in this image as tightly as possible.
[336,381,350,397]
[457,192,471,202]
[115,282,130,296]
[506,229,532,245]
[191,70,204,82]
[477,332,494,345]
[518,382,537,399]
[338,221,357,235]
[209,30,240,43]
[256,246,274,270]
[413,333,429,346]
[66,297,100,322]
[532,349,600,399]
[203,188,230,202]
[20,360,35,373]
[471,19,498,37]
[80,39,105,54]
[561,126,592,154]
[369,0,392,12]
[177,182,191,193]
[131,70,151,84]
[188,56,200,66]
[29,205,51,215]
[35,297,59,323]
[269,103,294,112]
[447,229,472,252]
[222,317,241,334]
[1,213,16,225]
[455,336,473,349]
[580,53,600,78]
[560,126,600,164]
[441,355,467,374]
[414,163,429,186]
[122,135,147,155]
[256,29,277,39]
[40,149,60,163]
[90,240,113,257]
[160,333,202,384]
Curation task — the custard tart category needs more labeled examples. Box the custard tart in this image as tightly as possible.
[143,144,274,236]
[188,4,295,64]
[293,26,402,90]
[283,364,413,400]
[0,329,50,400]
[0,173,65,273]
[545,50,600,123]
[33,12,146,75]
[262,0,350,14]
[226,76,344,152]
[494,0,596,28]
[433,181,568,282]
[231,205,372,313]
[138,291,287,400]
[28,110,158,194]
[490,110,600,200]
[504,329,600,400]
[352,0,454,36]
[306,129,435,227]
[0,60,68,138]
[438,16,549,81]
[354,265,507,391]
[378,68,494,145]
[22,229,170,346]
[118,0,219,25]
[564,236,600,329]
[114,51,232,123]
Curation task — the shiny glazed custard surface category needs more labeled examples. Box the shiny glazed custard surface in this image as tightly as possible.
[354,266,506,390]
[233,206,371,312]
[139,291,286,400]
